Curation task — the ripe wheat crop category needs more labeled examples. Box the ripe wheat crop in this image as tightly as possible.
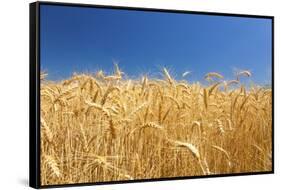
[40,67,272,185]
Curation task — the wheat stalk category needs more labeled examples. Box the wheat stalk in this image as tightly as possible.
[44,155,61,178]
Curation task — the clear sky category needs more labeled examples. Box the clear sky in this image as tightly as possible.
[40,4,272,85]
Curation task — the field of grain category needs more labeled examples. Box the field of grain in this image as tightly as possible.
[40,66,272,185]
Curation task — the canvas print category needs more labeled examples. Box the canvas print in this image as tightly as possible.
[39,4,273,186]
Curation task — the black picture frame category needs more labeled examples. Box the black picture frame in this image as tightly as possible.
[29,1,274,189]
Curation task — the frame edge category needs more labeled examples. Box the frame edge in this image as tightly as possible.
[30,1,41,189]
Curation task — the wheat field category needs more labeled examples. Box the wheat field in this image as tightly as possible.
[40,66,272,186]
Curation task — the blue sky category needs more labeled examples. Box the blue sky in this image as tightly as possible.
[40,4,272,85]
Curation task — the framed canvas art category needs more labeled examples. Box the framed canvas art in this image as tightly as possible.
[30,1,274,188]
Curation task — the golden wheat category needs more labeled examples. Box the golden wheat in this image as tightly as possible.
[40,67,272,185]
